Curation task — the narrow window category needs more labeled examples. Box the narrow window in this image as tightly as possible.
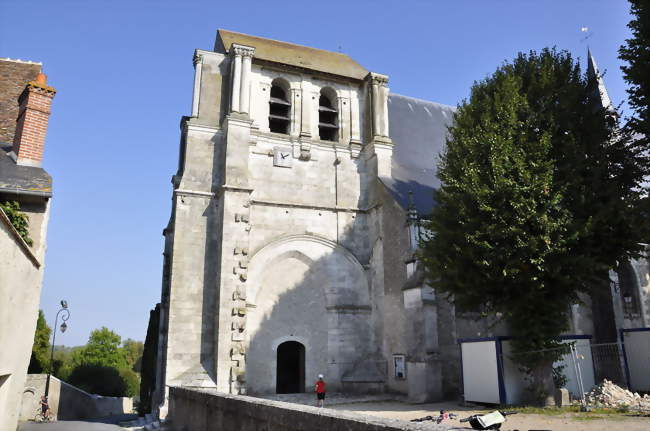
[269,83,290,134]
[318,90,338,141]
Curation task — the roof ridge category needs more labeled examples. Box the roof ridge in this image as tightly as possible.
[389,92,456,110]
[0,58,42,65]
[218,29,353,59]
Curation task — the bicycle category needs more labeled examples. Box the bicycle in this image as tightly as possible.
[33,405,53,422]
[411,410,459,424]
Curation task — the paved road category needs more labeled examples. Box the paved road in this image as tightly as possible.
[19,421,126,431]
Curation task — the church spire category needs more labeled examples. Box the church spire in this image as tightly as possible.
[587,48,614,112]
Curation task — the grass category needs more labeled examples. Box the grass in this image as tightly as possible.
[505,405,636,418]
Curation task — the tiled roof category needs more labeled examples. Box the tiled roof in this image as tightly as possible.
[0,143,51,197]
[215,30,369,80]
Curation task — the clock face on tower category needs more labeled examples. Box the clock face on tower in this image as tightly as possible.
[273,146,293,168]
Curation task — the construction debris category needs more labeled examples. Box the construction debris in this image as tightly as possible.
[584,380,650,409]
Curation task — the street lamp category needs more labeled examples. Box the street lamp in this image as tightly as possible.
[45,300,70,398]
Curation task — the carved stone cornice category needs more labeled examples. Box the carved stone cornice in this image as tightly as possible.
[367,72,389,87]
[231,44,255,58]
[193,52,203,67]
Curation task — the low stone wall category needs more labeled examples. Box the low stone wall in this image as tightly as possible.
[20,374,133,421]
[168,387,448,431]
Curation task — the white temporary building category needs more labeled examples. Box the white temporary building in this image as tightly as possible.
[621,328,650,392]
[459,335,596,405]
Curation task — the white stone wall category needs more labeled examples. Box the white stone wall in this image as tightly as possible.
[0,206,47,431]
[20,374,133,421]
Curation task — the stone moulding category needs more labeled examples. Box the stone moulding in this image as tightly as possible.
[326,304,372,314]
[250,197,373,213]
[248,233,364,270]
[174,189,215,198]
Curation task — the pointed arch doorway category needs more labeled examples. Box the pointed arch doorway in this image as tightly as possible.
[276,341,305,393]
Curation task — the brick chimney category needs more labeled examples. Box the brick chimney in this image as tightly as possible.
[12,73,56,167]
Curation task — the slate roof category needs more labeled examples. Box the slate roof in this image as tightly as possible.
[382,93,455,215]
[0,142,52,197]
[215,30,369,81]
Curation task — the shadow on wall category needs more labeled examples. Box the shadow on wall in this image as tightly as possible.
[243,154,387,396]
[19,374,133,421]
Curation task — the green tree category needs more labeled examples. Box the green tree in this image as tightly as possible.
[68,365,127,397]
[28,310,51,373]
[420,48,646,404]
[119,367,141,397]
[121,339,144,372]
[75,327,128,369]
[619,0,650,145]
[65,328,141,397]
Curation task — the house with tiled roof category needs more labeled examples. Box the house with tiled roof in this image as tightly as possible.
[0,58,56,431]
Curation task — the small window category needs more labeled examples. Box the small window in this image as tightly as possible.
[318,89,338,141]
[269,82,290,134]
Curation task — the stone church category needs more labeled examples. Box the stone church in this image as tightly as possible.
[153,30,650,412]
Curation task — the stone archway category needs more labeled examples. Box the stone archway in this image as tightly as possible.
[244,234,371,394]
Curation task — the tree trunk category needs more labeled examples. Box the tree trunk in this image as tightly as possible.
[530,361,556,407]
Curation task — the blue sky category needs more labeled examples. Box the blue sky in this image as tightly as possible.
[0,0,632,345]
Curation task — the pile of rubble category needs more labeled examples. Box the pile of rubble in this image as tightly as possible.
[584,380,650,409]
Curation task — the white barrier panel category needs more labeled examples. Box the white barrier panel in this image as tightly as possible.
[461,336,595,405]
[499,341,527,405]
[460,340,501,404]
[622,329,650,392]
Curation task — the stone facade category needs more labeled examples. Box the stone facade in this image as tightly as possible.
[154,31,650,415]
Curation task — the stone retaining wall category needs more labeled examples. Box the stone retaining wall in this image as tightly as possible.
[168,387,448,431]
[20,374,133,421]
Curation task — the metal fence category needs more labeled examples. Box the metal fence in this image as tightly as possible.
[589,342,627,387]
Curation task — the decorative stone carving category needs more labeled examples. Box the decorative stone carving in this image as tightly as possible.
[232,44,255,58]
[370,73,389,87]
[192,52,203,67]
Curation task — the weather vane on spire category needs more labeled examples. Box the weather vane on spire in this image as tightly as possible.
[580,26,593,43]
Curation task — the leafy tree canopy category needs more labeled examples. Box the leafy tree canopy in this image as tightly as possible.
[73,327,128,369]
[122,339,144,372]
[619,0,650,144]
[420,48,646,401]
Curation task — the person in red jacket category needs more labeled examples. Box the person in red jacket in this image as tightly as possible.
[314,374,326,407]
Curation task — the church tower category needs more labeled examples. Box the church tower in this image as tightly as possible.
[155,30,396,410]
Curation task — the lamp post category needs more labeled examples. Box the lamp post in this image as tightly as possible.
[45,300,70,398]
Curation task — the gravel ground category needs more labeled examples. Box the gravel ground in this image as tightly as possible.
[330,400,650,431]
